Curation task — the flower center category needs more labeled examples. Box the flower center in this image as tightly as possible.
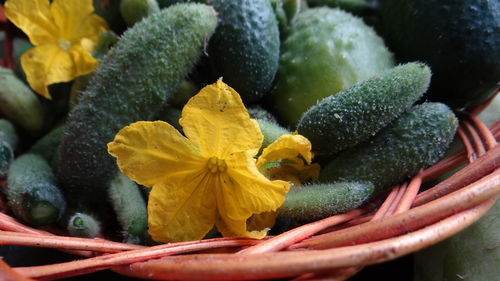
[206,157,227,174]
[58,38,72,51]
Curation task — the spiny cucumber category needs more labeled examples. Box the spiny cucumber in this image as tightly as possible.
[67,212,101,238]
[56,4,218,209]
[7,154,66,226]
[108,172,148,244]
[207,0,280,104]
[297,62,431,156]
[319,102,458,193]
[0,119,17,177]
[278,181,374,222]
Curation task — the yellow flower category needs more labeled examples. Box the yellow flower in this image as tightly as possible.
[108,80,290,242]
[257,133,320,187]
[4,0,108,98]
[248,135,320,231]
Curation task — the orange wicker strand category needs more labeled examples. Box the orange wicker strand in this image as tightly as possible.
[14,238,260,280]
[393,173,423,215]
[414,144,500,206]
[463,119,486,156]
[0,231,143,253]
[370,186,400,221]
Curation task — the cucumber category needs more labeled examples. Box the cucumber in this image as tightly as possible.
[67,212,101,238]
[257,119,291,149]
[379,0,500,110]
[120,0,160,27]
[307,0,376,15]
[0,119,17,178]
[319,102,458,193]
[297,62,431,156]
[207,0,280,104]
[56,4,217,209]
[279,181,374,222]
[0,67,46,135]
[266,7,395,127]
[7,154,66,226]
[108,172,148,244]
[29,124,65,164]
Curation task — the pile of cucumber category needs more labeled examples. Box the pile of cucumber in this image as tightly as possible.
[0,0,497,248]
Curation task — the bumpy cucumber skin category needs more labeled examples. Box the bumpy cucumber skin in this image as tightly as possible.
[319,102,458,193]
[207,0,280,104]
[297,63,431,156]
[0,119,17,177]
[7,154,66,225]
[109,172,147,244]
[279,181,374,222]
[267,7,394,127]
[56,4,217,208]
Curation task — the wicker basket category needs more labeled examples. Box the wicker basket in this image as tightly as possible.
[0,97,498,280]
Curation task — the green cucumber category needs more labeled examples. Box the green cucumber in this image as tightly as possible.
[307,0,376,15]
[0,119,17,178]
[257,119,291,149]
[67,212,101,238]
[207,0,280,104]
[7,154,66,226]
[380,0,500,110]
[0,67,46,135]
[279,181,374,222]
[120,0,160,27]
[266,7,394,127]
[56,4,217,209]
[297,62,431,156]
[319,102,458,193]
[29,124,65,164]
[108,172,148,244]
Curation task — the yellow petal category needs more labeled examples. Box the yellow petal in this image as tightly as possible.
[148,178,217,242]
[4,0,58,45]
[217,151,290,221]
[180,80,263,158]
[247,211,278,232]
[20,44,98,98]
[50,0,107,41]
[267,163,321,187]
[257,134,314,167]
[216,212,268,239]
[108,121,205,187]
